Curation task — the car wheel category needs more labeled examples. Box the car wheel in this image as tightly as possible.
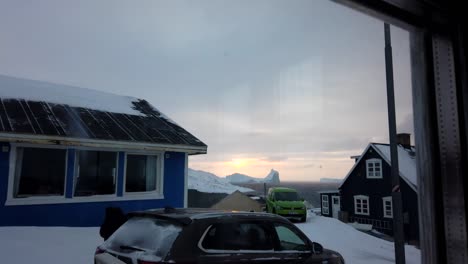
[301,215,306,222]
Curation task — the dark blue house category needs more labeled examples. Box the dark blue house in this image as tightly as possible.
[0,75,207,226]
[339,134,419,244]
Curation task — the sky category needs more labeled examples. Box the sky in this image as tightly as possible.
[0,0,413,181]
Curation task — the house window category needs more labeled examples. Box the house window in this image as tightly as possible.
[354,195,369,215]
[74,150,117,196]
[366,159,382,178]
[321,195,329,215]
[383,196,393,218]
[125,154,160,193]
[13,147,67,198]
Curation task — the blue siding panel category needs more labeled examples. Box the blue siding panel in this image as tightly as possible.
[117,152,125,197]
[65,149,75,198]
[0,146,186,227]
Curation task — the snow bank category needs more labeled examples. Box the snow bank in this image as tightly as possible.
[0,215,421,264]
[0,226,101,264]
[297,214,421,264]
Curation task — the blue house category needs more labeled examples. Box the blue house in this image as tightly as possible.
[0,75,207,226]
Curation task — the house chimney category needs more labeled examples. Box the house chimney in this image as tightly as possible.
[396,133,411,149]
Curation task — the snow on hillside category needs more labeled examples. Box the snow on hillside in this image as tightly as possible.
[188,168,254,194]
[226,169,280,184]
[0,214,420,264]
[320,178,343,183]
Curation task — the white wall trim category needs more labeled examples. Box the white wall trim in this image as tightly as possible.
[5,193,165,206]
[0,132,206,154]
[366,158,383,179]
[353,195,370,216]
[321,195,329,215]
[382,196,393,218]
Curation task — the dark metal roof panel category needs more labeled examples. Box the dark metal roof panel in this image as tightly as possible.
[0,98,207,149]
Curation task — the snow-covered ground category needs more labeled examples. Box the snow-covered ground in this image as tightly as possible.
[297,213,420,264]
[0,213,420,264]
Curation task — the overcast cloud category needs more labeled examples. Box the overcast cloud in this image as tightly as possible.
[0,0,413,181]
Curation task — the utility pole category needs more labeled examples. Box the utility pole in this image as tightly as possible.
[384,23,406,264]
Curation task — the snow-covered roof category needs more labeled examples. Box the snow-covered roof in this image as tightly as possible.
[372,143,417,190]
[339,143,417,192]
[0,74,206,150]
[0,74,142,116]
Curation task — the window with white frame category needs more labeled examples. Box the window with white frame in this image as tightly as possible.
[354,195,369,215]
[74,150,118,196]
[321,195,329,215]
[366,158,382,178]
[382,196,393,218]
[13,147,67,198]
[125,154,160,193]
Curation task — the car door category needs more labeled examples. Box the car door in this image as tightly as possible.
[197,220,282,264]
[271,222,329,264]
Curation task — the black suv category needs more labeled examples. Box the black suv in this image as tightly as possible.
[95,208,344,264]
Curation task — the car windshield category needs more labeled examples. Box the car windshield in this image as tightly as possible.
[275,192,299,201]
[102,217,182,260]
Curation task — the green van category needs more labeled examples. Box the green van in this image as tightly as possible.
[266,187,307,222]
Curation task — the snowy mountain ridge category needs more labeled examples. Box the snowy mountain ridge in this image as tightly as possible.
[226,169,280,184]
[188,168,254,194]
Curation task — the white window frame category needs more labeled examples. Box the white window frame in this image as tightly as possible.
[321,195,329,215]
[123,151,164,198]
[72,148,119,199]
[382,196,393,218]
[6,144,166,205]
[354,195,370,216]
[366,158,382,179]
[6,143,68,205]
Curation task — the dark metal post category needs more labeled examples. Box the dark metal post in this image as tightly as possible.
[384,23,406,264]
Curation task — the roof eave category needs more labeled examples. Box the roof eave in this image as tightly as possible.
[0,132,207,155]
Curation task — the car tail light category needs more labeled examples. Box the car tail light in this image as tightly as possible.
[95,247,106,255]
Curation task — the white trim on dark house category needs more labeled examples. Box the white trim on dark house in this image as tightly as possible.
[366,158,382,179]
[382,196,393,218]
[354,195,370,216]
[322,195,329,215]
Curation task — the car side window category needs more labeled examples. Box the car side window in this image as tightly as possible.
[274,224,309,251]
[200,222,274,251]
